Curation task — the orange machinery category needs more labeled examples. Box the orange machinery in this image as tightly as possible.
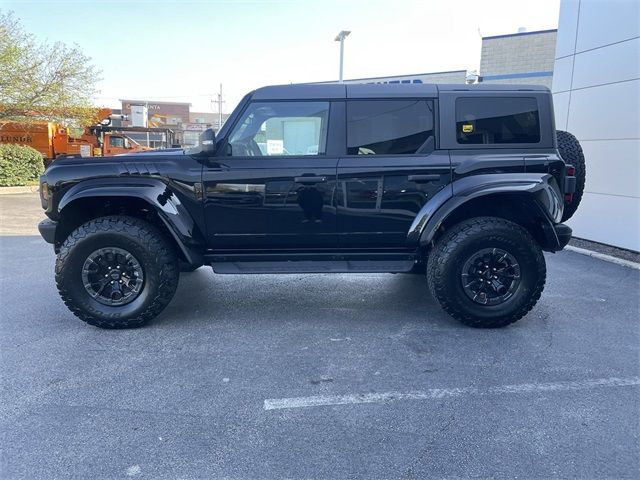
[0,108,151,162]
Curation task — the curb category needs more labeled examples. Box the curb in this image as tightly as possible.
[0,186,39,195]
[565,245,640,270]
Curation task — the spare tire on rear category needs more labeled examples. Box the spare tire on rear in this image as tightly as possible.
[556,130,586,222]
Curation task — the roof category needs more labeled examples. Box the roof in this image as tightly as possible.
[250,82,550,100]
[119,99,192,107]
[482,29,558,41]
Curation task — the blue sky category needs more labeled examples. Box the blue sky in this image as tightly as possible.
[4,0,560,113]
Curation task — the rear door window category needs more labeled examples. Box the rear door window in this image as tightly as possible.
[456,97,540,144]
[346,100,435,155]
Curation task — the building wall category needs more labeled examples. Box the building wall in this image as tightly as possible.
[480,30,557,88]
[317,70,468,85]
[553,0,639,251]
[120,100,191,145]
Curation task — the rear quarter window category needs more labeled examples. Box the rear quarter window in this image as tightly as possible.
[456,97,540,144]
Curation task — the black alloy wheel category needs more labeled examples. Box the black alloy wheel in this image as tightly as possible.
[461,247,521,306]
[82,247,145,306]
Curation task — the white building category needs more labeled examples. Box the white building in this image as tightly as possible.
[552,0,639,251]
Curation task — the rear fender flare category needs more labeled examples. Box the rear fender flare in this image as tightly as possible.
[408,173,564,247]
[57,178,203,264]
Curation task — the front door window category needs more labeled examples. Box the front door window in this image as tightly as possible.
[227,102,329,157]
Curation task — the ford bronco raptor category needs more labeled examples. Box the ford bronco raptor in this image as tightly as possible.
[38,83,585,329]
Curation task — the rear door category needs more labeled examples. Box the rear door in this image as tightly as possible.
[337,95,451,248]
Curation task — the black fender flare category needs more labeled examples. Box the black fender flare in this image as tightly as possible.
[407,173,565,249]
[57,178,204,265]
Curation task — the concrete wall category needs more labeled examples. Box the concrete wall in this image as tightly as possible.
[553,0,640,251]
[480,30,557,88]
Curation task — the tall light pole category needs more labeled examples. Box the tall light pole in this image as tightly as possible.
[334,30,351,83]
[216,83,225,133]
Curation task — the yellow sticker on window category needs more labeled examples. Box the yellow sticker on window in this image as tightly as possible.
[462,124,474,133]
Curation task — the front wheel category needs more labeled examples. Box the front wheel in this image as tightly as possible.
[427,217,546,328]
[55,216,179,328]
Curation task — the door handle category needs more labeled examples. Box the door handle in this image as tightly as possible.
[408,174,441,183]
[294,176,327,184]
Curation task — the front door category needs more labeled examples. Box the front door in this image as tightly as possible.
[337,98,451,248]
[202,100,338,250]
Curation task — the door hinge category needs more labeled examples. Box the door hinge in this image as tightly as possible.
[194,182,204,201]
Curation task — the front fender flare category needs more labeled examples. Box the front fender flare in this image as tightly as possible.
[408,173,564,247]
[58,178,204,264]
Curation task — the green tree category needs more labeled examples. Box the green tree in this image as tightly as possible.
[0,11,101,126]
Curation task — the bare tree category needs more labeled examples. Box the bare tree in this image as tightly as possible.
[0,11,101,126]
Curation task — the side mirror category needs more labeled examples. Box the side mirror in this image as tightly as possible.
[199,128,216,154]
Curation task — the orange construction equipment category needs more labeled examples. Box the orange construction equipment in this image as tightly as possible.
[0,108,151,162]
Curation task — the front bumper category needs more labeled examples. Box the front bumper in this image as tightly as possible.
[38,219,57,244]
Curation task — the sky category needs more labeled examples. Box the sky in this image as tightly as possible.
[3,0,561,114]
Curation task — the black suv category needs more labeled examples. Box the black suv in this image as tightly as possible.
[38,83,585,329]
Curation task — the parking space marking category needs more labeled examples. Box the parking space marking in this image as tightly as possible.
[263,376,640,410]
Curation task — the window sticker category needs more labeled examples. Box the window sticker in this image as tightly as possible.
[266,139,284,155]
[462,124,474,133]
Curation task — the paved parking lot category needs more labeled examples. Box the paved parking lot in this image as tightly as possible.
[1,194,639,479]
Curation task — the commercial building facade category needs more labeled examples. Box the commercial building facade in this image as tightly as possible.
[317,70,468,85]
[552,0,639,251]
[119,100,228,147]
[480,29,557,88]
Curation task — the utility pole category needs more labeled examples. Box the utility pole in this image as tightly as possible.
[216,84,225,133]
[334,30,351,83]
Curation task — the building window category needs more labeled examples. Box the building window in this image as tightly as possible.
[228,102,329,156]
[346,100,434,155]
[456,97,540,144]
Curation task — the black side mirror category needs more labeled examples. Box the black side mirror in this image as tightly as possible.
[200,128,216,154]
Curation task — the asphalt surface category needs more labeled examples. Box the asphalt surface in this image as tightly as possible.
[1,195,639,479]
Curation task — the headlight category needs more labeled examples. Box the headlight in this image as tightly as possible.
[39,181,50,209]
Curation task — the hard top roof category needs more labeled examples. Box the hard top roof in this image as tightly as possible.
[250,82,550,100]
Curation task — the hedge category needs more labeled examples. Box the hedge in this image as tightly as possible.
[0,144,45,186]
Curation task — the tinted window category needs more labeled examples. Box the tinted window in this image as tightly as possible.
[228,101,329,156]
[456,97,540,144]
[347,100,434,155]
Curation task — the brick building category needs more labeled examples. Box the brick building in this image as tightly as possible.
[479,29,557,88]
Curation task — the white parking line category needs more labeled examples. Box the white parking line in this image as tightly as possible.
[263,376,640,410]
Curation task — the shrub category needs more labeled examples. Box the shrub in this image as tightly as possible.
[0,144,45,186]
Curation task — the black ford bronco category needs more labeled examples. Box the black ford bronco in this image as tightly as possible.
[38,83,585,329]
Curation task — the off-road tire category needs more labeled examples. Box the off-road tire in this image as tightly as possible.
[427,217,546,328]
[55,216,179,328]
[556,130,586,222]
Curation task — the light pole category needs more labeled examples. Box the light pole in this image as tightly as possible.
[334,30,351,83]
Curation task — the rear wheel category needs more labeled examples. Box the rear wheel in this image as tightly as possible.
[427,217,546,328]
[55,216,179,328]
[556,130,586,222]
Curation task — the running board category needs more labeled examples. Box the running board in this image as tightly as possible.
[211,259,416,274]
[209,253,416,273]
